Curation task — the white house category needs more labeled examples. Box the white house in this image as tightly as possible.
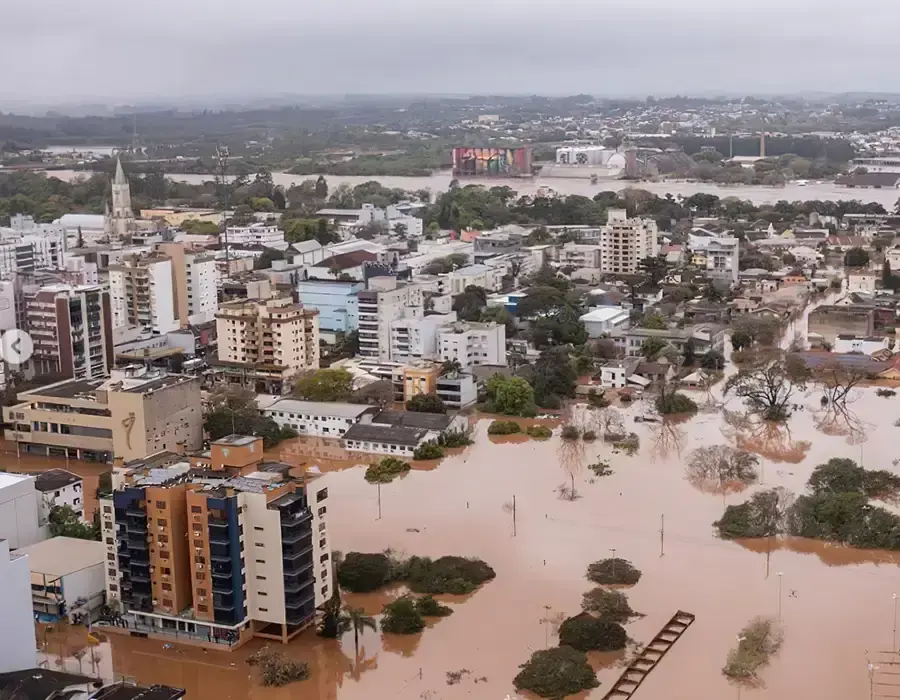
[17,536,106,623]
[580,307,631,338]
[833,335,891,355]
[33,470,84,532]
[0,540,36,671]
[846,272,876,294]
[341,410,466,456]
[263,399,377,438]
[223,223,288,250]
[0,473,41,549]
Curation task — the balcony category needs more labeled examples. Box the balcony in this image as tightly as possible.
[283,576,314,594]
[281,527,311,545]
[212,577,233,593]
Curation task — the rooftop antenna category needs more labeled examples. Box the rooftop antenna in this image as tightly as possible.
[131,114,140,154]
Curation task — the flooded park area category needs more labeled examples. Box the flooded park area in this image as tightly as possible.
[32,380,900,700]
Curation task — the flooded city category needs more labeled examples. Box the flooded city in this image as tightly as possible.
[23,361,900,700]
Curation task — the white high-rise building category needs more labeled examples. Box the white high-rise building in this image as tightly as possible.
[0,539,37,671]
[598,209,659,274]
[109,253,179,334]
[0,472,41,549]
[357,277,424,360]
[438,321,507,370]
[156,243,218,326]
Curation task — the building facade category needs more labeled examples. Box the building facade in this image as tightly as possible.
[357,279,424,360]
[688,233,740,285]
[224,224,287,249]
[156,243,218,326]
[0,473,41,549]
[0,540,37,672]
[216,296,320,394]
[263,400,377,438]
[438,321,506,370]
[296,279,363,334]
[109,254,179,335]
[25,284,114,380]
[598,209,659,274]
[100,437,331,648]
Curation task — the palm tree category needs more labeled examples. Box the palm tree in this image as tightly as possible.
[441,359,463,377]
[339,606,377,657]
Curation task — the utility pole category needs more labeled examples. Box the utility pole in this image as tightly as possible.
[659,514,665,557]
[893,593,898,650]
[512,494,517,537]
[377,483,382,520]
[776,572,784,621]
[216,144,231,277]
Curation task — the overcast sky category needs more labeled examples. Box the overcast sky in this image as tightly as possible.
[3,0,900,107]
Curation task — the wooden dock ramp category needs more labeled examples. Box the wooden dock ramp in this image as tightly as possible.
[601,610,695,700]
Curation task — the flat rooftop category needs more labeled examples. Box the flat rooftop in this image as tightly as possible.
[17,536,106,577]
[212,435,260,447]
[265,399,375,419]
[33,469,82,492]
[25,378,104,400]
[0,472,34,491]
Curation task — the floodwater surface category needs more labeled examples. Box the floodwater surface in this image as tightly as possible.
[85,387,900,700]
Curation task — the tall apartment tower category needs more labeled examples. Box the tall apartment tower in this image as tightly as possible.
[109,253,179,335]
[24,283,114,379]
[357,277,424,360]
[216,296,319,394]
[156,243,218,326]
[598,208,659,275]
[100,436,331,648]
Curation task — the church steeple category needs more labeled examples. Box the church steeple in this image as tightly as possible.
[110,155,134,240]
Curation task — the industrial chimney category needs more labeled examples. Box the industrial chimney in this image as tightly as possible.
[760,131,766,158]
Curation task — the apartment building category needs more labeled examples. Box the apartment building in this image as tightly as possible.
[223,223,287,250]
[688,232,740,285]
[3,367,203,462]
[25,283,114,380]
[599,208,659,274]
[611,324,726,358]
[216,296,320,394]
[34,469,84,525]
[558,243,602,270]
[357,278,424,360]
[109,254,179,335]
[156,243,218,326]
[100,435,331,648]
[438,321,506,371]
[390,312,457,363]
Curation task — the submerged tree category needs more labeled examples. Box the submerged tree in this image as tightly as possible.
[723,353,808,421]
[713,488,794,539]
[812,359,869,406]
[338,607,378,657]
[723,617,784,688]
[686,445,759,494]
[513,646,599,698]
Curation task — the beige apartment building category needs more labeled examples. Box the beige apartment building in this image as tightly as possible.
[3,367,203,461]
[598,208,659,274]
[215,296,320,394]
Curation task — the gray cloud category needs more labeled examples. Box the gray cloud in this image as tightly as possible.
[2,0,900,106]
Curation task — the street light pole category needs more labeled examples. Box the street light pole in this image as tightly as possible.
[776,572,784,621]
[610,548,617,578]
[893,593,898,650]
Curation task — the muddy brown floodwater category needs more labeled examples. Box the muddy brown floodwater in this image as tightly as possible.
[59,371,900,699]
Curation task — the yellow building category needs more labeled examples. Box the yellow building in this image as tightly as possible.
[139,209,222,228]
[215,296,320,394]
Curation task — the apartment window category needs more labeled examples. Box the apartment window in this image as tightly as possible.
[156,501,166,509]
[197,605,208,613]
[106,553,115,562]
[320,553,329,563]
[196,572,206,581]
[191,506,202,513]
[254,542,264,548]
[162,598,172,608]
[109,584,118,592]
[159,534,169,544]
[317,488,328,501]
[194,539,203,547]
[159,550,170,560]
[319,538,326,548]
[321,568,328,581]
[253,526,264,532]
[318,506,326,517]
[259,591,267,596]
[198,588,207,596]
[162,583,172,592]
[103,506,112,514]
[256,559,265,564]
[157,518,167,526]
[259,607,268,612]
[321,586,328,597]
[105,537,114,545]
[108,568,115,577]
[256,575,267,581]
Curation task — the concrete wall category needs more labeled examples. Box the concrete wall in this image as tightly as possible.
[240,492,286,625]
[0,541,37,671]
[0,475,41,549]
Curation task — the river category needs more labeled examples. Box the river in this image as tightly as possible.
[43,169,900,207]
